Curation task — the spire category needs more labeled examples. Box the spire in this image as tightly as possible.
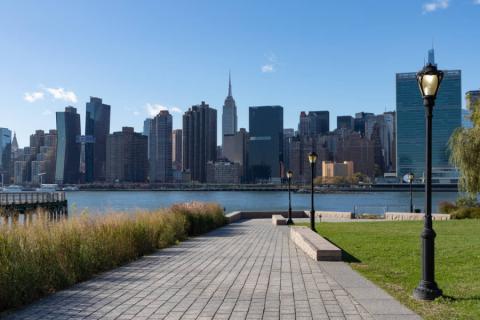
[12,131,18,152]
[228,71,232,97]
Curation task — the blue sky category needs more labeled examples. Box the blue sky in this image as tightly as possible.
[0,0,479,146]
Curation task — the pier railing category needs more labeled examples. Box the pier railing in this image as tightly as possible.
[0,192,66,205]
[0,191,68,226]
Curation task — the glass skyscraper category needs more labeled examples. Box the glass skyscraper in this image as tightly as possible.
[85,97,111,182]
[248,106,283,182]
[396,54,461,178]
[55,107,81,184]
[0,127,12,183]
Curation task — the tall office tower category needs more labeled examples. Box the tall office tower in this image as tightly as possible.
[376,112,396,172]
[143,118,153,159]
[106,127,148,183]
[354,112,375,136]
[222,72,237,147]
[0,128,12,181]
[396,51,461,178]
[149,111,173,183]
[248,106,283,182]
[283,129,295,172]
[298,111,329,136]
[335,132,375,177]
[288,135,328,184]
[30,130,45,152]
[223,128,249,182]
[55,107,81,184]
[336,116,354,131]
[172,129,183,170]
[85,97,111,182]
[182,101,217,183]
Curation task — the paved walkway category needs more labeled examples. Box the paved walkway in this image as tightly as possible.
[7,220,420,320]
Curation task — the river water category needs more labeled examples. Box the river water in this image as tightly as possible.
[66,191,459,215]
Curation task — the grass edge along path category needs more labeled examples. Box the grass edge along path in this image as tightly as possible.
[309,220,480,320]
[0,202,227,312]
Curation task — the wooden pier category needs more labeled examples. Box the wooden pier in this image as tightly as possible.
[0,191,68,225]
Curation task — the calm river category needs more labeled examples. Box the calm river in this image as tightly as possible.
[66,191,459,215]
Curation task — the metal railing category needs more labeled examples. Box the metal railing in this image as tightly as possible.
[0,192,66,205]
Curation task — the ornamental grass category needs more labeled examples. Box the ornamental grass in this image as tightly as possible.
[0,202,226,311]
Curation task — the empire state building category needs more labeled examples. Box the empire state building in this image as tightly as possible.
[222,72,238,147]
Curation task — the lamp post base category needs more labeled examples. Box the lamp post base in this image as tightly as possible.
[286,218,294,225]
[413,281,442,301]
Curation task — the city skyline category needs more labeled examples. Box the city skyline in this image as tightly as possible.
[1,1,479,145]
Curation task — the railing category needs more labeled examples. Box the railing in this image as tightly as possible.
[0,192,66,205]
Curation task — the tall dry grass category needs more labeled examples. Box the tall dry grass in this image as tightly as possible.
[0,202,226,311]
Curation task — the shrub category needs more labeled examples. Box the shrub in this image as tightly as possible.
[0,202,226,311]
[455,195,479,208]
[438,201,458,214]
[450,207,480,219]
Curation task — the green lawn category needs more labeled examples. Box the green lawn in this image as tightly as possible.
[310,220,480,320]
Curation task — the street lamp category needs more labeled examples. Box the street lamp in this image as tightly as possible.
[308,152,318,231]
[286,170,294,225]
[407,172,415,213]
[413,62,444,301]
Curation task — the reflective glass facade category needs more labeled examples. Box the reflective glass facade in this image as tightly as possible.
[55,107,81,184]
[248,106,283,182]
[396,70,461,178]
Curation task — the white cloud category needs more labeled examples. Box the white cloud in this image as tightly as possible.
[42,109,53,116]
[24,91,45,103]
[423,0,449,13]
[133,111,140,116]
[45,87,78,103]
[261,64,275,73]
[146,103,182,116]
[261,53,278,73]
[170,106,182,114]
[474,0,480,4]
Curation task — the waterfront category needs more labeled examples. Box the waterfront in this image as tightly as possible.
[66,191,459,215]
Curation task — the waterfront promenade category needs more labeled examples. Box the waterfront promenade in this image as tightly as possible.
[7,220,420,320]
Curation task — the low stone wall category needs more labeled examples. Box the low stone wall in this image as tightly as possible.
[290,227,342,261]
[304,211,354,220]
[226,211,307,223]
[385,212,451,221]
[272,215,287,225]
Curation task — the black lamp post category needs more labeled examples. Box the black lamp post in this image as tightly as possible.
[287,170,294,225]
[308,152,318,231]
[413,62,444,301]
[407,172,415,213]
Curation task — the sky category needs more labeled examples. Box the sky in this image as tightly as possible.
[0,0,479,147]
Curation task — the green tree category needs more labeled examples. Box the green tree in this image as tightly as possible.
[449,96,480,196]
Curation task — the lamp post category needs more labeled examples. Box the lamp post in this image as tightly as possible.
[407,172,415,213]
[413,62,444,301]
[286,170,294,225]
[308,152,318,231]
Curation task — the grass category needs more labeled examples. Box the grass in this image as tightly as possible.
[0,202,227,312]
[309,220,480,320]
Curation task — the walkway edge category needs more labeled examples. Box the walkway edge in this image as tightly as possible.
[319,261,422,319]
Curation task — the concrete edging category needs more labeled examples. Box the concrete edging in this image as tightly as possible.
[385,212,451,221]
[271,215,287,225]
[290,226,342,261]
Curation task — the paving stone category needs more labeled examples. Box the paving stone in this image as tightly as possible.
[6,219,419,320]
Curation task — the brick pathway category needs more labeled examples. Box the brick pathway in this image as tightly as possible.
[7,220,419,320]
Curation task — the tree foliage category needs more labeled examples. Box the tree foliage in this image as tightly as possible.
[449,97,480,195]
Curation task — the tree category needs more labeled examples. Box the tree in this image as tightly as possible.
[448,97,480,196]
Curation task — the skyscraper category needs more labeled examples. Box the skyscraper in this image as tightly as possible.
[106,127,148,183]
[149,111,173,183]
[336,116,354,131]
[172,129,183,170]
[298,111,329,136]
[0,128,12,184]
[222,72,237,147]
[143,118,153,159]
[223,128,249,182]
[396,51,461,178]
[85,97,111,182]
[466,90,480,110]
[55,106,81,184]
[183,101,217,183]
[248,106,283,182]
